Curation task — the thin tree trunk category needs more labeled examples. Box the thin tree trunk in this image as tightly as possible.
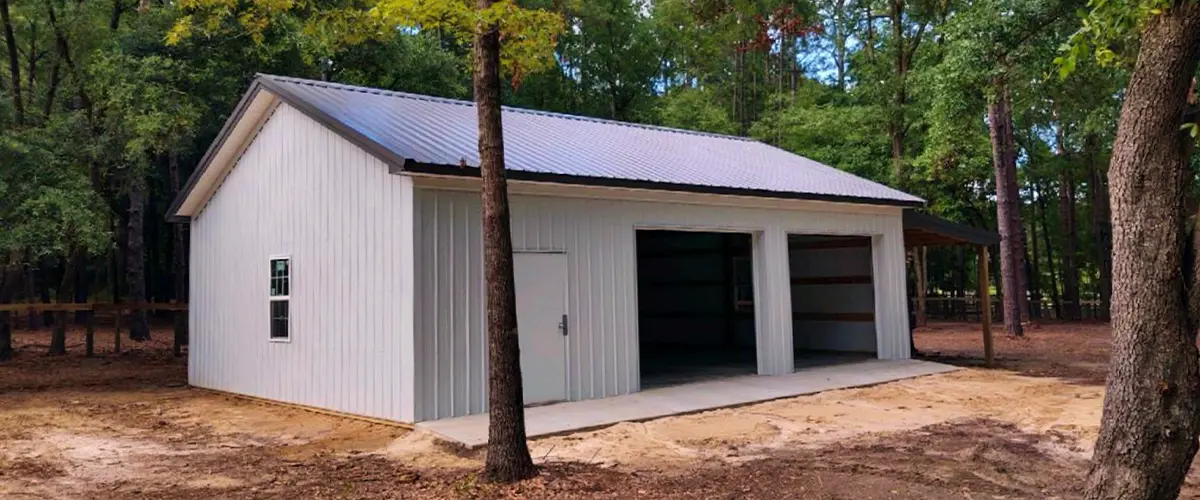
[987,71,1028,335]
[474,0,536,483]
[170,151,189,303]
[1055,117,1082,320]
[888,0,906,184]
[1086,133,1113,321]
[1027,214,1043,319]
[1084,4,1200,498]
[48,249,80,356]
[1,0,23,125]
[0,253,16,361]
[0,310,9,361]
[1036,185,1062,318]
[25,21,35,113]
[127,180,150,341]
[913,248,927,326]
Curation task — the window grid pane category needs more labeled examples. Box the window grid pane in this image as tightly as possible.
[270,259,290,297]
[270,300,289,339]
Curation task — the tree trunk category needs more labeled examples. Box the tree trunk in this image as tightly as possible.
[474,0,536,483]
[987,72,1027,335]
[48,249,80,356]
[888,0,906,185]
[0,0,23,126]
[1027,216,1043,319]
[1086,133,1113,321]
[127,180,150,341]
[0,254,16,361]
[1056,120,1082,320]
[170,151,190,303]
[0,311,10,361]
[1084,5,1200,498]
[913,248,927,326]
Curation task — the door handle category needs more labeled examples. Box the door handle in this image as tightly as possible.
[560,314,568,336]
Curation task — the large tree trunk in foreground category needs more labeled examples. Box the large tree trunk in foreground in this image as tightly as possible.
[475,0,536,483]
[1084,5,1200,498]
[987,73,1027,335]
[126,180,150,341]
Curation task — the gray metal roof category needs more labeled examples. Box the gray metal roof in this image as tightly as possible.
[197,74,924,208]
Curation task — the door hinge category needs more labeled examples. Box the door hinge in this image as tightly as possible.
[560,314,568,336]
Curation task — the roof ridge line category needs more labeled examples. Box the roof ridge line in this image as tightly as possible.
[255,74,757,143]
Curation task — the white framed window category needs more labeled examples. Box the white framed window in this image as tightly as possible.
[269,256,290,342]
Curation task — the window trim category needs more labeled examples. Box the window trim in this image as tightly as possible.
[269,254,291,343]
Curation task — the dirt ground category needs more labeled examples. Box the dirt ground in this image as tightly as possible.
[2,321,1198,499]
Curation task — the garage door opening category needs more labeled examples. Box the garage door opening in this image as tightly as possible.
[635,230,756,389]
[789,235,877,370]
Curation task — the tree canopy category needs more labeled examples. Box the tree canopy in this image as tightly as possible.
[0,0,1182,330]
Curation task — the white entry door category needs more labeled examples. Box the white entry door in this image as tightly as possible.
[513,252,569,405]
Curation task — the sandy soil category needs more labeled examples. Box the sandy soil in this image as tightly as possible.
[1,322,1197,499]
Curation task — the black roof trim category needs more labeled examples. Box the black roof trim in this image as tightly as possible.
[903,210,1000,246]
[403,162,925,208]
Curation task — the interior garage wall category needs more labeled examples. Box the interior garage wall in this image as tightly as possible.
[789,236,876,352]
[636,232,755,348]
[412,184,911,421]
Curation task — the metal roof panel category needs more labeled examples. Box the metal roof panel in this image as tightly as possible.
[258,74,924,206]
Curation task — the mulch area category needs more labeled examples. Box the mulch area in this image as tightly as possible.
[915,321,1112,384]
[1,323,186,392]
[0,320,1125,499]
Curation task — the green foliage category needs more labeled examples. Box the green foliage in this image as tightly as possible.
[371,0,565,87]
[0,0,1144,310]
[750,85,892,183]
[1056,0,1171,75]
[654,87,738,135]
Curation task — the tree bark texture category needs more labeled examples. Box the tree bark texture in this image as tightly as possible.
[1084,5,1200,499]
[0,0,23,126]
[474,0,536,483]
[127,180,150,341]
[987,74,1028,335]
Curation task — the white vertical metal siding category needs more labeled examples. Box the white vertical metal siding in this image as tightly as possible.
[413,187,909,420]
[189,103,414,422]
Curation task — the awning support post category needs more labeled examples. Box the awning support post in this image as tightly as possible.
[977,245,994,367]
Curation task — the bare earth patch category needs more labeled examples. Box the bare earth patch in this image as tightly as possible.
[3,322,1200,498]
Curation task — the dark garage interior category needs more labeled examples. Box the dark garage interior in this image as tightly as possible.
[635,230,879,389]
[635,230,757,389]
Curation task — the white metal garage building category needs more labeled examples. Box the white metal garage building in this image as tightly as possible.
[169,75,930,425]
